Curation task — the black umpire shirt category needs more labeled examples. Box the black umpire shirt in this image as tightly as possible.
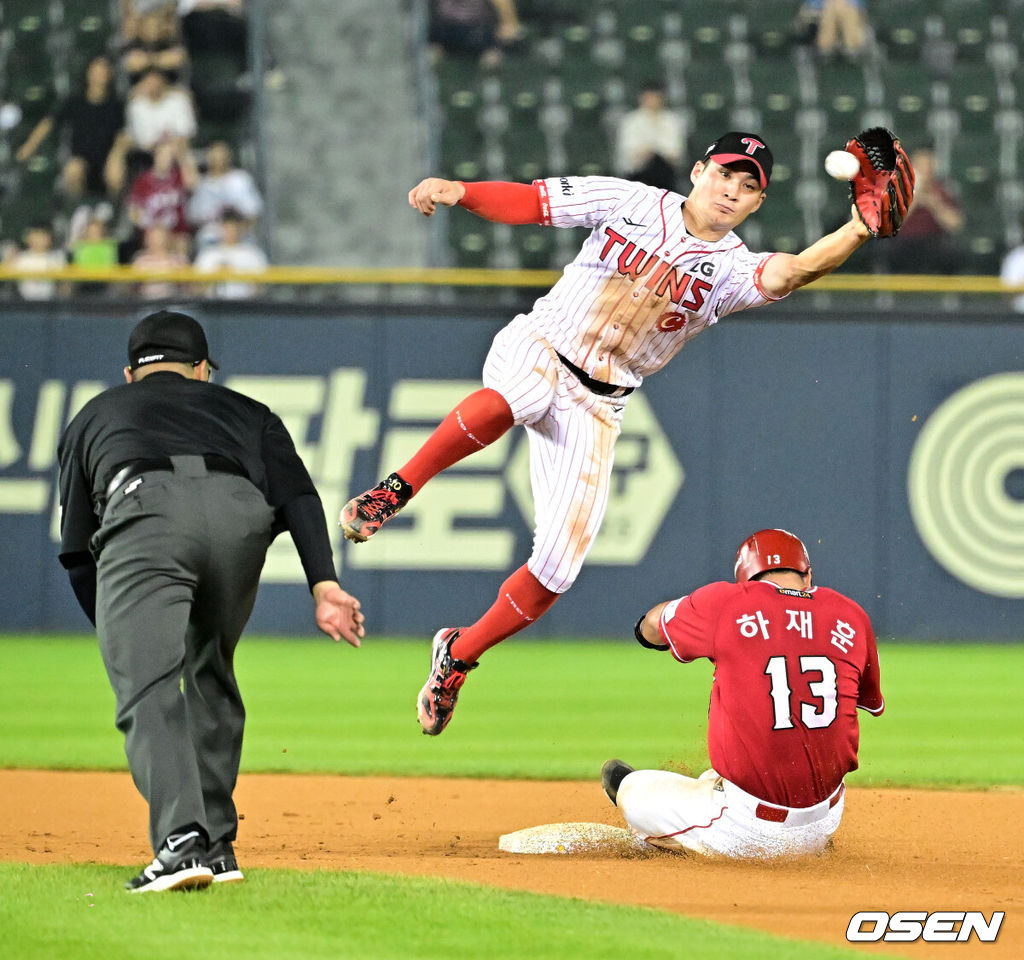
[58,370,336,620]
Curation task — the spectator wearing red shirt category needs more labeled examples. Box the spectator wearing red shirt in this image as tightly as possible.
[127,137,198,257]
[880,147,965,274]
[602,528,884,859]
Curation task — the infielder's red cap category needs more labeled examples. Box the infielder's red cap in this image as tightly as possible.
[734,528,810,582]
[703,131,773,188]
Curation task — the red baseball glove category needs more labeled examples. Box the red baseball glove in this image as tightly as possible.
[845,128,916,238]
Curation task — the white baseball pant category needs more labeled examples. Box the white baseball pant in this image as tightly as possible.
[482,316,625,593]
[616,768,846,859]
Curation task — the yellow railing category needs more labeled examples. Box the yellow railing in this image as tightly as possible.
[0,264,1022,294]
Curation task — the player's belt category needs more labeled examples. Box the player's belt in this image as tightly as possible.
[556,353,635,398]
[719,778,845,826]
[103,454,249,504]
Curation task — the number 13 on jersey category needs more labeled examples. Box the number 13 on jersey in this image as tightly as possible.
[764,655,839,730]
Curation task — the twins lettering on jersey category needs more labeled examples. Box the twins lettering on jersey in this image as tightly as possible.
[599,227,715,330]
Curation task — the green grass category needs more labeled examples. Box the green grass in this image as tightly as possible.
[0,635,1021,786]
[0,862,871,960]
[0,634,1004,960]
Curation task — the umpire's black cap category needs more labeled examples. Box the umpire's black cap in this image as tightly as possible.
[702,132,773,188]
[128,310,219,370]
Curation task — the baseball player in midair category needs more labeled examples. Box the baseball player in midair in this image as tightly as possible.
[340,129,912,736]
[603,528,883,858]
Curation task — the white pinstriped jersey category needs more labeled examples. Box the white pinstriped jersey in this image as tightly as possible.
[529,176,785,388]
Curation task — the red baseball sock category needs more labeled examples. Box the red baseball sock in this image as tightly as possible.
[450,565,560,663]
[398,388,514,493]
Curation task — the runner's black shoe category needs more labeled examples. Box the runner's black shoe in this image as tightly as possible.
[601,759,635,806]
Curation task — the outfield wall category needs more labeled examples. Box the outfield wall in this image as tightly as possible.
[2,301,1022,639]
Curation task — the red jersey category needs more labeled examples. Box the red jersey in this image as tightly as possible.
[659,578,884,808]
[129,166,189,233]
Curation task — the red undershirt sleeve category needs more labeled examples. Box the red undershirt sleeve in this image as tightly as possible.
[457,181,546,225]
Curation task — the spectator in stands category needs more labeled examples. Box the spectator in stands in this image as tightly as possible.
[1000,236,1024,312]
[429,0,524,69]
[7,224,67,301]
[15,55,126,200]
[127,136,199,257]
[70,216,119,296]
[188,140,262,248]
[121,8,189,89]
[124,66,198,156]
[614,81,686,192]
[131,224,190,300]
[66,199,117,248]
[193,207,267,299]
[798,0,868,61]
[879,147,965,274]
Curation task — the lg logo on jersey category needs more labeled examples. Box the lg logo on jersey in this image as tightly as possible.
[846,911,1004,943]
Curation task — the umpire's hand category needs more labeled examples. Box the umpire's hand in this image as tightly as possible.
[312,581,365,647]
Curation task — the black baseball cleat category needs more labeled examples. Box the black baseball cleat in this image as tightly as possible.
[207,839,244,883]
[124,829,213,893]
[340,472,413,543]
[417,628,478,736]
[601,759,635,806]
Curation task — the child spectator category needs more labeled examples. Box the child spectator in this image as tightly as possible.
[71,217,119,296]
[193,207,267,299]
[131,224,190,300]
[9,224,67,301]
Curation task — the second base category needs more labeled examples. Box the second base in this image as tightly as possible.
[498,821,653,856]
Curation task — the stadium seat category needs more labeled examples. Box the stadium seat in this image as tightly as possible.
[879,62,934,143]
[814,61,868,138]
[448,214,493,269]
[514,224,556,269]
[441,120,484,182]
[503,122,548,182]
[873,0,932,60]
[191,51,250,124]
[742,56,804,121]
[948,142,996,209]
[759,169,805,252]
[681,62,734,139]
[564,117,612,177]
[750,0,803,56]
[944,63,1004,133]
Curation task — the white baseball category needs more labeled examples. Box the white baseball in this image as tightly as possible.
[824,150,861,181]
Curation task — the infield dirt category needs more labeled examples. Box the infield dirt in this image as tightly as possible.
[2,770,1020,957]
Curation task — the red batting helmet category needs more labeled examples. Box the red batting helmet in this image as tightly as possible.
[733,528,811,582]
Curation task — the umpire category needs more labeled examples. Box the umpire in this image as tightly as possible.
[57,309,365,893]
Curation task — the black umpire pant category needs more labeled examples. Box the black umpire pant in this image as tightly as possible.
[91,455,274,854]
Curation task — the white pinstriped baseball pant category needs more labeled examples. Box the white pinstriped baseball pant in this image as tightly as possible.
[482,316,625,593]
